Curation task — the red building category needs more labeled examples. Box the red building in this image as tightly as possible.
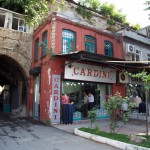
[28,12,125,124]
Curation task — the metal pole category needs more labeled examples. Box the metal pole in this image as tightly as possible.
[145,89,149,137]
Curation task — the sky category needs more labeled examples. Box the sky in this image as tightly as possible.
[75,0,150,28]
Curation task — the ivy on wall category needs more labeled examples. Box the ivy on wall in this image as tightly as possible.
[75,0,141,31]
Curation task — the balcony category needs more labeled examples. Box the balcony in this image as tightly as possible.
[0,7,32,34]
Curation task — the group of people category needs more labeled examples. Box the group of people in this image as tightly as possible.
[131,95,146,114]
[61,92,95,118]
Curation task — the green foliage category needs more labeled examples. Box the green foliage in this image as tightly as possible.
[128,70,150,90]
[45,119,51,126]
[77,0,142,30]
[144,1,150,10]
[113,9,126,23]
[107,19,116,26]
[39,42,55,60]
[88,107,98,128]
[0,0,56,26]
[105,92,135,133]
[76,5,93,21]
[100,2,115,17]
[79,127,150,148]
[80,0,101,10]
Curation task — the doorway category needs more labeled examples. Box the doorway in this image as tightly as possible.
[34,76,40,119]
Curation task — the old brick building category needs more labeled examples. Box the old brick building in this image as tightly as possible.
[29,10,125,123]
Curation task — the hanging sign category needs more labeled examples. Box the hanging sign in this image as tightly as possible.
[64,62,116,83]
[51,75,60,123]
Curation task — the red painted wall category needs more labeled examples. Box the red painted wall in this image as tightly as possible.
[55,17,123,59]
[112,84,126,97]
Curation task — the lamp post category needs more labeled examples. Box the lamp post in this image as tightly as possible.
[145,89,149,136]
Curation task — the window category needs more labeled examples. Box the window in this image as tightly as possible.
[85,36,96,53]
[12,17,26,32]
[42,31,48,57]
[62,81,112,120]
[104,41,113,57]
[0,13,5,27]
[132,49,141,61]
[34,38,39,61]
[62,29,76,53]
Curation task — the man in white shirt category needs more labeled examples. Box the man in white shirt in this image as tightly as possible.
[134,96,142,109]
[88,92,94,111]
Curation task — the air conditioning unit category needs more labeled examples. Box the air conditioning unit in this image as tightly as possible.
[126,44,135,53]
[119,73,129,84]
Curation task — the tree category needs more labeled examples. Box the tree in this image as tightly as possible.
[128,70,150,137]
[145,1,150,10]
[105,92,135,133]
[0,0,55,26]
[77,0,141,30]
[145,1,150,20]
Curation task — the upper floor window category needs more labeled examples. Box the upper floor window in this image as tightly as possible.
[104,41,113,57]
[132,49,141,61]
[0,13,5,27]
[12,17,26,32]
[62,29,76,54]
[85,35,96,53]
[42,31,48,57]
[34,38,39,61]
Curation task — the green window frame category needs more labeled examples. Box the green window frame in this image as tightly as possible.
[42,31,48,57]
[62,29,76,54]
[85,35,96,53]
[104,41,113,57]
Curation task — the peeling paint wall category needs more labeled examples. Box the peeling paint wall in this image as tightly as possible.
[0,27,32,76]
[49,0,123,32]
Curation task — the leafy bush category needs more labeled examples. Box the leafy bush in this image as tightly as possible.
[88,107,98,128]
[105,92,135,133]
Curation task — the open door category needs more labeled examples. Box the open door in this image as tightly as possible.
[3,90,11,113]
[34,76,40,119]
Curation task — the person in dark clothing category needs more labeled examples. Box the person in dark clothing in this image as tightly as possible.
[0,95,3,111]
[139,100,146,114]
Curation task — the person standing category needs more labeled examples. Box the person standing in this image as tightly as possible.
[133,95,142,110]
[61,93,69,124]
[88,92,94,111]
[83,92,88,117]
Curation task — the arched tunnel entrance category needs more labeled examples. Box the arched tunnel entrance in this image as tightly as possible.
[0,55,28,117]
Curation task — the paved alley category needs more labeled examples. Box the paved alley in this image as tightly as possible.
[0,113,120,150]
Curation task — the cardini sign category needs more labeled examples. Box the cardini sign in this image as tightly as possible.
[51,75,60,123]
[64,62,116,83]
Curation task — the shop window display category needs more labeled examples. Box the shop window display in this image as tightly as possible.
[62,81,111,120]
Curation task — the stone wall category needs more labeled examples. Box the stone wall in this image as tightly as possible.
[0,27,32,77]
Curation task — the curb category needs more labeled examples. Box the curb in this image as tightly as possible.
[74,128,150,150]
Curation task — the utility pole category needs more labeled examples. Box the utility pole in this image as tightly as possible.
[145,89,149,137]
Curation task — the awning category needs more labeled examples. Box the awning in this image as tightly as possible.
[55,51,150,71]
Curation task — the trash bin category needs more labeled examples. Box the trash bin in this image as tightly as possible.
[62,104,74,124]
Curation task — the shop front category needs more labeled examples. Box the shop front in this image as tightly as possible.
[51,61,117,122]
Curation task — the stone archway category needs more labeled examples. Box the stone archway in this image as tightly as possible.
[0,28,32,117]
[0,54,30,116]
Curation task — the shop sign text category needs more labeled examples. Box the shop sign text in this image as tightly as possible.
[65,62,116,83]
[51,75,60,123]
